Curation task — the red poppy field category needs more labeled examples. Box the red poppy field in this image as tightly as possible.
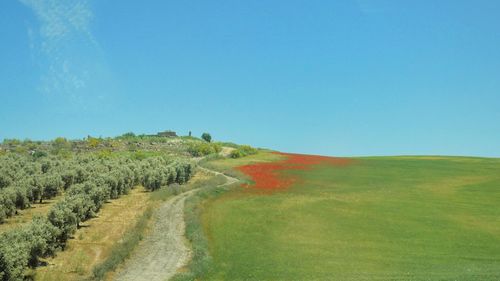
[237,152,352,190]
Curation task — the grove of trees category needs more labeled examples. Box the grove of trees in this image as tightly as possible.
[0,153,195,281]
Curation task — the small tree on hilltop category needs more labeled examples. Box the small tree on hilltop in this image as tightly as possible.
[201,133,212,143]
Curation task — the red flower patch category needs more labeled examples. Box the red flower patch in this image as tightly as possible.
[237,152,351,190]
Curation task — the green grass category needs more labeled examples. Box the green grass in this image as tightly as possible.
[202,156,500,280]
[171,175,236,281]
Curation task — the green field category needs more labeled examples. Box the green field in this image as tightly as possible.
[202,155,500,280]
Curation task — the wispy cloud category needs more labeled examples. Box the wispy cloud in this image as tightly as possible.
[20,0,94,45]
[19,0,109,105]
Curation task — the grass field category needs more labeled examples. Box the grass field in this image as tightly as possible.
[202,153,500,280]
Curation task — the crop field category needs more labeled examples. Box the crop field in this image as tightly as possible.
[201,152,500,280]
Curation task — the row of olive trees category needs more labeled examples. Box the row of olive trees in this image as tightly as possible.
[1,154,118,222]
[0,154,195,280]
[0,154,91,223]
[1,153,196,222]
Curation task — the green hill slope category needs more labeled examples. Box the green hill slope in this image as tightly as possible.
[201,154,500,280]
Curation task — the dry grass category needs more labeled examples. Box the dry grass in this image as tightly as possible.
[0,195,63,234]
[36,187,150,281]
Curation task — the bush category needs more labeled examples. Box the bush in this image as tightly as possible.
[229,145,258,158]
[32,151,47,159]
[229,149,244,158]
[52,137,71,152]
[87,137,101,148]
[188,143,222,157]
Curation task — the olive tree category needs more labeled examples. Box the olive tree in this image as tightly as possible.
[47,201,78,243]
[0,232,30,281]
[23,216,59,266]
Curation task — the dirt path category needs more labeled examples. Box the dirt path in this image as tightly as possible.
[113,167,238,281]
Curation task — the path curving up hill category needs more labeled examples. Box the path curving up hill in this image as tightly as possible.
[114,167,238,281]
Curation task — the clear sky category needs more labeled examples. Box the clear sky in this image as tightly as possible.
[1,0,499,157]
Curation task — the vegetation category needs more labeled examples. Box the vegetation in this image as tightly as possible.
[201,150,283,179]
[35,187,151,281]
[0,216,59,281]
[0,153,193,222]
[170,174,234,281]
[0,133,198,280]
[188,142,222,157]
[91,207,153,280]
[201,155,500,280]
[229,145,258,158]
[201,133,212,143]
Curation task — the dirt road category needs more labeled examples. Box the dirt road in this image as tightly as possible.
[113,167,238,281]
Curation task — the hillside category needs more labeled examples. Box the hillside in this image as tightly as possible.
[2,135,500,281]
[197,153,500,280]
[0,133,253,281]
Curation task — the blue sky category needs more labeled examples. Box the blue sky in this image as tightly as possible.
[1,0,499,157]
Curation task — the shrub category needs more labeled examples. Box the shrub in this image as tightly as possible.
[32,151,47,159]
[229,145,258,158]
[121,132,136,138]
[87,137,101,148]
[52,137,70,151]
[229,149,244,158]
[188,143,222,157]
